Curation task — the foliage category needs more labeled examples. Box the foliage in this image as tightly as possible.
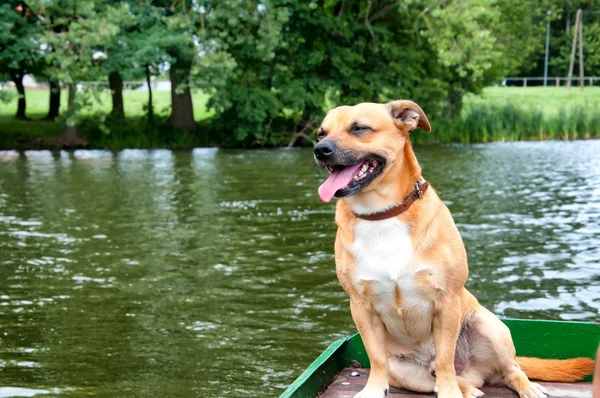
[519,0,600,79]
[200,0,562,146]
[1,87,598,149]
[0,89,15,104]
[550,18,600,77]
[0,0,599,148]
[0,1,43,78]
[33,0,121,128]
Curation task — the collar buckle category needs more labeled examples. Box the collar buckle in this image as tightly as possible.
[415,181,424,199]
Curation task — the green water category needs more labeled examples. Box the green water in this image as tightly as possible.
[0,142,599,397]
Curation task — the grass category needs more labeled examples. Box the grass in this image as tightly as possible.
[0,88,212,120]
[0,86,599,148]
[0,88,214,149]
[412,103,600,144]
[463,86,600,117]
[414,86,600,143]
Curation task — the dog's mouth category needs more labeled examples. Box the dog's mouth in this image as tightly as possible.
[318,157,385,202]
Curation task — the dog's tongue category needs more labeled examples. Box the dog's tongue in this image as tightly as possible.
[318,163,363,203]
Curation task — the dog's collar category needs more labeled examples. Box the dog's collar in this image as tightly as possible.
[352,180,429,221]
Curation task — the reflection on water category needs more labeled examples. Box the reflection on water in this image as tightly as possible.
[0,141,599,397]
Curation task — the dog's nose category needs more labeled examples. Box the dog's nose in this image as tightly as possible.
[314,140,336,161]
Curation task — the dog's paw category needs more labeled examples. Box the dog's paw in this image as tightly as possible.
[518,382,549,398]
[434,383,463,398]
[465,387,485,398]
[353,385,389,398]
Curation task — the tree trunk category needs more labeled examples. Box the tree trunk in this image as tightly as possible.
[168,63,198,131]
[108,70,125,121]
[12,73,27,120]
[145,65,154,124]
[45,80,61,120]
[48,84,88,148]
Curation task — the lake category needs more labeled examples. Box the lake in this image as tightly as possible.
[0,141,599,397]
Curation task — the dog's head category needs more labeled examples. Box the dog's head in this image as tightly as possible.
[314,100,430,203]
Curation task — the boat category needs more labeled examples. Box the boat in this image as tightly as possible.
[281,318,599,397]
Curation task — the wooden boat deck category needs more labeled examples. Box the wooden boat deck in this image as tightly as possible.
[320,368,593,398]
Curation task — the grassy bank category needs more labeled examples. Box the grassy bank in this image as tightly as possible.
[0,89,214,149]
[1,86,599,148]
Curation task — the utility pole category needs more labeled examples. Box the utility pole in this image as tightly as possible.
[544,10,551,87]
[567,9,582,91]
[578,10,584,91]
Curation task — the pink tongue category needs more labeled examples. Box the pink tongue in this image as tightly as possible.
[318,163,364,203]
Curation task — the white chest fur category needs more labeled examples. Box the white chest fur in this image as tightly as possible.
[350,218,433,340]
[351,218,414,281]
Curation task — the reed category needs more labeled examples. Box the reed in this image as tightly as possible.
[413,103,600,144]
[1,87,599,148]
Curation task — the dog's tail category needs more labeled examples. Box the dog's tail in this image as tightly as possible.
[516,356,595,382]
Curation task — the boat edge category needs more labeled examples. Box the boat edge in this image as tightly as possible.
[280,318,600,397]
[280,337,348,398]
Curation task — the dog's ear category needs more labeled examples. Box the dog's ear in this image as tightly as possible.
[387,100,431,133]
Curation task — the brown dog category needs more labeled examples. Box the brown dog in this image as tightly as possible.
[314,100,594,398]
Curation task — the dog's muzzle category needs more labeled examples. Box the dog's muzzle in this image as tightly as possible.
[314,140,336,161]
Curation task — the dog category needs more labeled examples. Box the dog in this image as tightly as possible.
[314,100,595,398]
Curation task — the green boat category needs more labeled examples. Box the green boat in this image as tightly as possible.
[281,319,599,398]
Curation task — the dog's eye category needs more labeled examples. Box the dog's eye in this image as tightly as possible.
[352,126,372,134]
[317,131,326,140]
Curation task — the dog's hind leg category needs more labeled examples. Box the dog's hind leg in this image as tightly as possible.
[471,307,548,398]
[456,368,486,398]
[388,357,435,393]
[389,357,489,398]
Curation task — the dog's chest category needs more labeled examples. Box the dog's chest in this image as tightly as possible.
[349,219,433,338]
[351,218,415,281]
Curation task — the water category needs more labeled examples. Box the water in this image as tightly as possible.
[0,141,599,397]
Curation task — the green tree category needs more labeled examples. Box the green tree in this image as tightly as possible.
[118,0,205,130]
[123,3,175,124]
[197,1,288,145]
[153,0,202,132]
[516,1,599,81]
[550,2,600,78]
[0,1,43,119]
[36,0,120,146]
[423,0,551,114]
[201,0,545,146]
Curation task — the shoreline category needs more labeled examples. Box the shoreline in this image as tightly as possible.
[2,87,599,150]
[1,137,599,153]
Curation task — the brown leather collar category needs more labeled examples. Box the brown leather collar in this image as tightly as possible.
[352,180,429,221]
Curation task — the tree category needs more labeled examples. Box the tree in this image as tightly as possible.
[40,8,65,121]
[107,0,205,131]
[549,2,600,78]
[45,80,61,120]
[98,1,132,122]
[125,4,171,125]
[198,0,561,147]
[36,0,120,146]
[153,0,202,132]
[0,1,43,119]
[514,1,599,81]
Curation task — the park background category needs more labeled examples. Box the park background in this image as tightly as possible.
[0,0,599,149]
[1,1,600,398]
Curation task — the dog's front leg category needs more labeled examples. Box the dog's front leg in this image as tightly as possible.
[350,300,390,398]
[432,297,462,398]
